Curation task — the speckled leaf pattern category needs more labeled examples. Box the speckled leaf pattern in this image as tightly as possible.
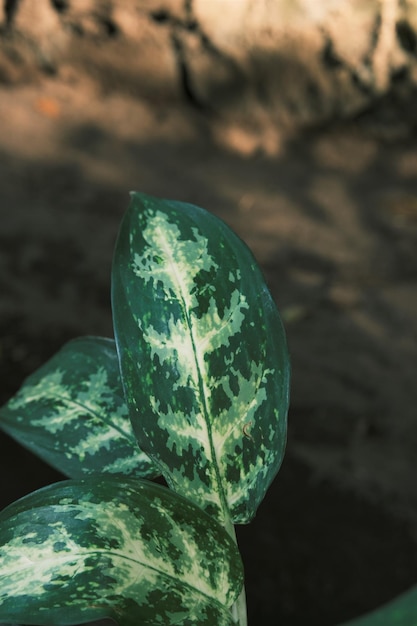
[112,193,290,524]
[0,336,159,479]
[0,476,243,626]
[340,585,417,626]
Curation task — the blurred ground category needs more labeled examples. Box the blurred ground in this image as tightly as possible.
[0,68,417,625]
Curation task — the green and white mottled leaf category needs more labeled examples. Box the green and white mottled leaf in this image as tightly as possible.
[0,336,159,479]
[112,193,290,524]
[0,476,243,626]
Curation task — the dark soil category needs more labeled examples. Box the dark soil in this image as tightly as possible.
[0,73,417,625]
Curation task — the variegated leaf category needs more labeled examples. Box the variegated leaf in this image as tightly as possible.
[112,193,290,525]
[0,476,243,626]
[0,336,159,479]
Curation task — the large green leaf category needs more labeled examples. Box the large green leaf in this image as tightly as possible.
[112,193,290,525]
[0,336,159,479]
[339,585,417,626]
[0,476,243,626]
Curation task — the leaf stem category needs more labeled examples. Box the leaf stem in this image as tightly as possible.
[231,585,248,626]
[226,519,248,626]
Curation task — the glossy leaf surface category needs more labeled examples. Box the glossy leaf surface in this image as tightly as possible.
[0,336,158,479]
[0,476,243,626]
[112,193,290,524]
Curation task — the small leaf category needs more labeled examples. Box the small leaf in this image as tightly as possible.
[112,193,290,524]
[0,336,159,479]
[0,476,243,626]
[339,585,417,626]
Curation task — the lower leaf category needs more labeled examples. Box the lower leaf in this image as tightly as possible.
[0,476,243,626]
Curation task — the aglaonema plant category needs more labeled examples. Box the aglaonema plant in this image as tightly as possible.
[0,193,290,626]
[0,193,416,626]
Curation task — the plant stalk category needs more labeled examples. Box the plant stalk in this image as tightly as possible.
[225,517,248,626]
[231,585,248,626]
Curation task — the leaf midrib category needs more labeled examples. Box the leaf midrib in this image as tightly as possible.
[160,232,230,525]
[3,547,226,606]
[23,392,137,447]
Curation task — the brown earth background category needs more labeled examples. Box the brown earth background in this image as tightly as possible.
[1,1,417,625]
